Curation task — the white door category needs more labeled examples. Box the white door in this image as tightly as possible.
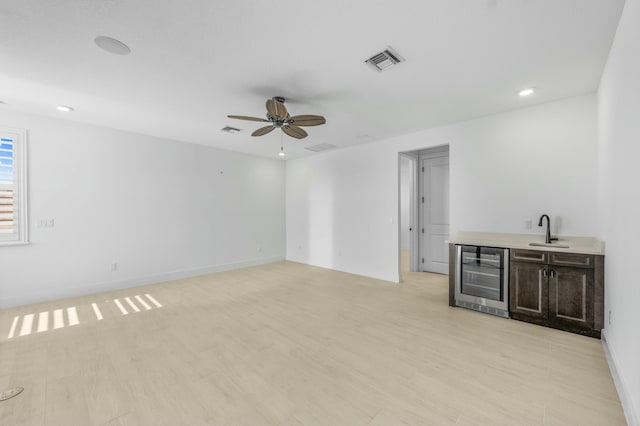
[421,156,449,274]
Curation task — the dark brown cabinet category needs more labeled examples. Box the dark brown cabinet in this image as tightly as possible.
[510,249,603,338]
[549,266,594,329]
[510,261,548,320]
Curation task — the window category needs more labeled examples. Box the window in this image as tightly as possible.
[0,127,28,245]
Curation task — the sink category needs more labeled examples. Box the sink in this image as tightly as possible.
[529,242,570,248]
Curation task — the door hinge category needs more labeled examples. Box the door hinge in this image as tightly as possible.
[421,258,424,263]
[421,196,424,203]
[421,228,424,233]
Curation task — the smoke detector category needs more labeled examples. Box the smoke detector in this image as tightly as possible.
[364,47,404,72]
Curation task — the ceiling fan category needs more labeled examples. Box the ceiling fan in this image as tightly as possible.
[228,97,326,139]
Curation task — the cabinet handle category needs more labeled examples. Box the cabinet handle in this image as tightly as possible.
[550,270,556,278]
[543,269,548,277]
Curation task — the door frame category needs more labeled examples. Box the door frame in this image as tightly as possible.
[398,153,419,280]
[398,145,450,280]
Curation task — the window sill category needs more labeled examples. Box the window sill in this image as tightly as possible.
[0,240,30,247]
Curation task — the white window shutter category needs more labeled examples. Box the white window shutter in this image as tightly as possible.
[0,129,28,244]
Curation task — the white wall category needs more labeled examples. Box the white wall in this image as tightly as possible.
[286,94,598,282]
[0,110,285,308]
[451,96,597,237]
[598,0,640,423]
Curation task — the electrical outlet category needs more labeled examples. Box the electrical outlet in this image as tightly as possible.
[608,310,612,325]
[110,263,118,272]
[37,218,55,228]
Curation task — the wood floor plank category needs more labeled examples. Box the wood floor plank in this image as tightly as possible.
[0,261,626,425]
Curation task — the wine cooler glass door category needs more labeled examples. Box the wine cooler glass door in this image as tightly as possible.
[460,246,504,302]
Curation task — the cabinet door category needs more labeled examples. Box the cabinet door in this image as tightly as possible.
[510,261,548,319]
[549,266,594,330]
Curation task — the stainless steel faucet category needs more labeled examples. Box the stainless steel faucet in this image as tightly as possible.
[538,214,551,244]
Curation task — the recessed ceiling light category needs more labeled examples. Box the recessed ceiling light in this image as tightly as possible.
[518,88,535,97]
[94,36,131,55]
[56,105,74,112]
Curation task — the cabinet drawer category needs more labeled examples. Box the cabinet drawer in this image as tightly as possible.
[549,253,594,269]
[511,249,547,264]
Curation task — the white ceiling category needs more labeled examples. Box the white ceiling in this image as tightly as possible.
[0,0,625,159]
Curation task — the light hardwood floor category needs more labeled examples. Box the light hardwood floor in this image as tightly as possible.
[0,261,625,425]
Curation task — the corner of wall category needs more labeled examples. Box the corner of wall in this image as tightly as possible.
[601,329,640,426]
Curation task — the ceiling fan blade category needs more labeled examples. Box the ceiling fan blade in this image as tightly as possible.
[266,99,288,120]
[287,114,326,127]
[282,125,308,139]
[227,115,269,122]
[251,125,276,137]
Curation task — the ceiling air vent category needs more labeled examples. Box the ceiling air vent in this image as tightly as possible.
[364,47,404,72]
[221,126,241,134]
[305,143,337,153]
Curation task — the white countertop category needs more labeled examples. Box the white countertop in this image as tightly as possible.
[449,231,605,255]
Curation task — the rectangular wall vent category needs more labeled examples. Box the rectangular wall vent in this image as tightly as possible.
[365,47,404,72]
[221,126,241,133]
[304,143,337,153]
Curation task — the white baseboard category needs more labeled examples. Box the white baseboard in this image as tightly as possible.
[0,255,285,309]
[602,329,639,426]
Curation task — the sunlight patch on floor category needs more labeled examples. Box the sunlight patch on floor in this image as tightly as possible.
[145,293,162,308]
[91,303,103,320]
[113,299,128,315]
[5,293,163,339]
[37,311,48,332]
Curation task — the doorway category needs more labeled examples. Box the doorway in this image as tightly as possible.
[399,154,417,274]
[399,145,450,279]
